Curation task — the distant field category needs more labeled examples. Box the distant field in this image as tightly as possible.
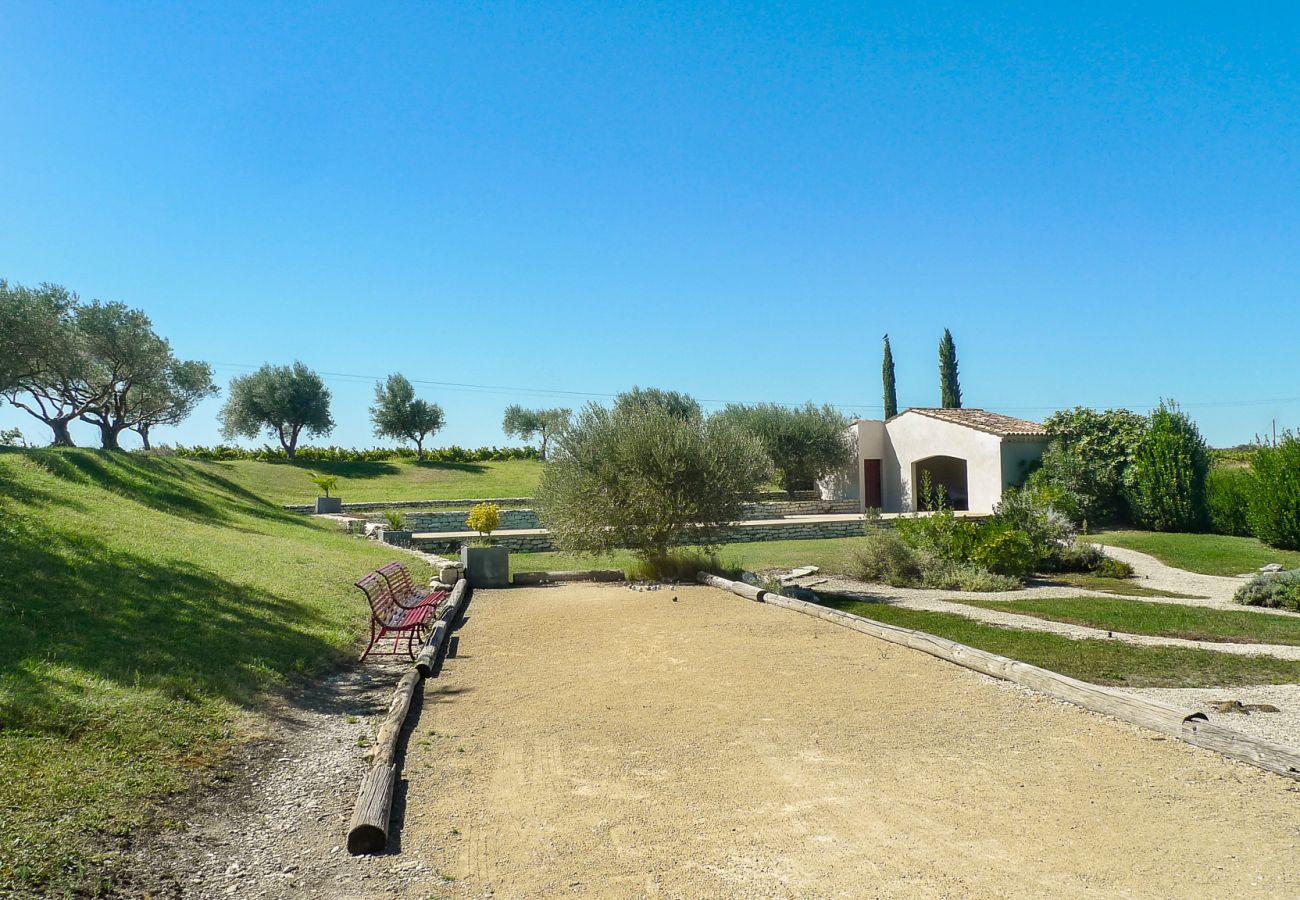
[1086,530,1300,577]
[189,457,545,505]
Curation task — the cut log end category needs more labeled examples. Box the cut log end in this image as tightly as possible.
[346,823,388,856]
[347,764,396,855]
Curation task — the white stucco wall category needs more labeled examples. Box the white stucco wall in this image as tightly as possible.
[1000,438,1050,493]
[882,413,1005,513]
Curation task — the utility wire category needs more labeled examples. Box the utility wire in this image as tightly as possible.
[208,362,1300,415]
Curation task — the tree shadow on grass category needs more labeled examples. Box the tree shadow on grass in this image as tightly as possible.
[245,459,404,479]
[21,449,310,528]
[409,461,489,475]
[0,518,349,738]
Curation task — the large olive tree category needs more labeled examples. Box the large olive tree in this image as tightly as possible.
[535,399,771,563]
[715,402,852,493]
[501,404,570,460]
[219,362,333,459]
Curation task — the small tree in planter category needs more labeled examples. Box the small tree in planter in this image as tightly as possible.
[310,474,342,513]
[380,510,413,546]
[462,503,508,587]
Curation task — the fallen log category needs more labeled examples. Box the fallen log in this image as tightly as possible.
[698,573,1300,780]
[697,571,765,602]
[346,764,396,854]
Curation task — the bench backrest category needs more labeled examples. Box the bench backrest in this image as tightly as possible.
[377,561,418,601]
[355,571,400,623]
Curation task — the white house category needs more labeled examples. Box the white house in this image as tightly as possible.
[822,408,1050,515]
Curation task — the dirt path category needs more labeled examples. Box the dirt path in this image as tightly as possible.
[392,583,1300,898]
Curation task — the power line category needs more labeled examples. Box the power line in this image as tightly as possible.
[207,362,1300,415]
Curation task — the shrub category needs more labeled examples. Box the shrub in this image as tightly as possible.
[625,549,738,582]
[1092,556,1135,579]
[1028,407,1148,524]
[916,554,1021,592]
[1247,433,1300,550]
[842,527,923,586]
[1233,569,1300,611]
[534,399,771,562]
[383,510,406,530]
[969,523,1038,577]
[1124,401,1210,532]
[466,502,501,537]
[1206,467,1254,537]
[895,501,980,562]
[991,487,1076,563]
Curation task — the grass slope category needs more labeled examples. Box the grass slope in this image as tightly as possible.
[817,595,1300,688]
[957,596,1300,646]
[0,449,429,895]
[1086,530,1300,577]
[198,457,544,505]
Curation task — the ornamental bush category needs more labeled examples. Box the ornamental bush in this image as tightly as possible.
[1247,433,1300,550]
[1206,467,1254,537]
[1124,402,1210,532]
[466,502,501,537]
[1233,569,1300,611]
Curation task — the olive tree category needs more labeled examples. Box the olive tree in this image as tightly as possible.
[74,301,178,449]
[613,386,702,420]
[219,362,333,459]
[1026,406,1148,525]
[0,282,93,444]
[535,399,771,564]
[715,402,852,493]
[501,404,570,460]
[370,373,445,460]
[127,360,219,450]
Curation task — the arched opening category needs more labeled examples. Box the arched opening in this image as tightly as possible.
[913,455,969,511]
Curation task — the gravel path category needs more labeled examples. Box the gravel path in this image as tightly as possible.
[390,584,1300,898]
[1129,684,1300,749]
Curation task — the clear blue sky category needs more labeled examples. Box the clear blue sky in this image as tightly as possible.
[3,2,1297,449]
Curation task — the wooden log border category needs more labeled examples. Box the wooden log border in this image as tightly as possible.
[697,572,1300,780]
[347,579,472,854]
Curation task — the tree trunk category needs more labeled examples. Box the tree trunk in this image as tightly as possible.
[138,424,152,451]
[416,436,425,461]
[540,433,548,461]
[98,421,126,451]
[50,418,75,447]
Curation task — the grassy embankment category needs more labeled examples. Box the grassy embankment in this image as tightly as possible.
[1086,529,1300,577]
[0,449,431,895]
[816,595,1300,688]
[202,457,544,506]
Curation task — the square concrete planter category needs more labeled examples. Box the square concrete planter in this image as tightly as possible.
[314,496,342,514]
[380,529,413,546]
[461,545,509,588]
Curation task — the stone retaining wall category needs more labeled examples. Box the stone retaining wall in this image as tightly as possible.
[404,508,541,531]
[412,515,869,555]
[742,499,858,518]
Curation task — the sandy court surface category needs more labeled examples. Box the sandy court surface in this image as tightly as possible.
[396,583,1300,898]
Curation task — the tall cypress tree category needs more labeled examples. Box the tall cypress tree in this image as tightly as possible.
[881,334,898,418]
[939,328,962,409]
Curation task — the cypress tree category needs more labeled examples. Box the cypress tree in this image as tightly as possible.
[939,328,962,409]
[882,334,898,418]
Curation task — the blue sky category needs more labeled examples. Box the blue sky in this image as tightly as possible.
[3,2,1297,449]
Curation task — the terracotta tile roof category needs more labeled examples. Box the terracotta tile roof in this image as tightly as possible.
[902,408,1049,437]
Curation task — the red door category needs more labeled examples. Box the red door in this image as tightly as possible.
[862,459,882,509]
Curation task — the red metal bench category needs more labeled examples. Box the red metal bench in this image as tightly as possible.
[376,561,442,612]
[355,571,445,661]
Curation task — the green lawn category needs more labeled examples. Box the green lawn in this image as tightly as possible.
[191,457,544,505]
[1085,529,1300,577]
[0,449,430,895]
[816,594,1300,688]
[510,536,868,577]
[957,596,1300,646]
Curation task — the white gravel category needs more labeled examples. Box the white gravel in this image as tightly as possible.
[1128,685,1300,749]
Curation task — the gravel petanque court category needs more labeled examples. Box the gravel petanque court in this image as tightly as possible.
[396,583,1299,898]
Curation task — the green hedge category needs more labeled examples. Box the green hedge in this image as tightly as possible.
[167,444,540,462]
